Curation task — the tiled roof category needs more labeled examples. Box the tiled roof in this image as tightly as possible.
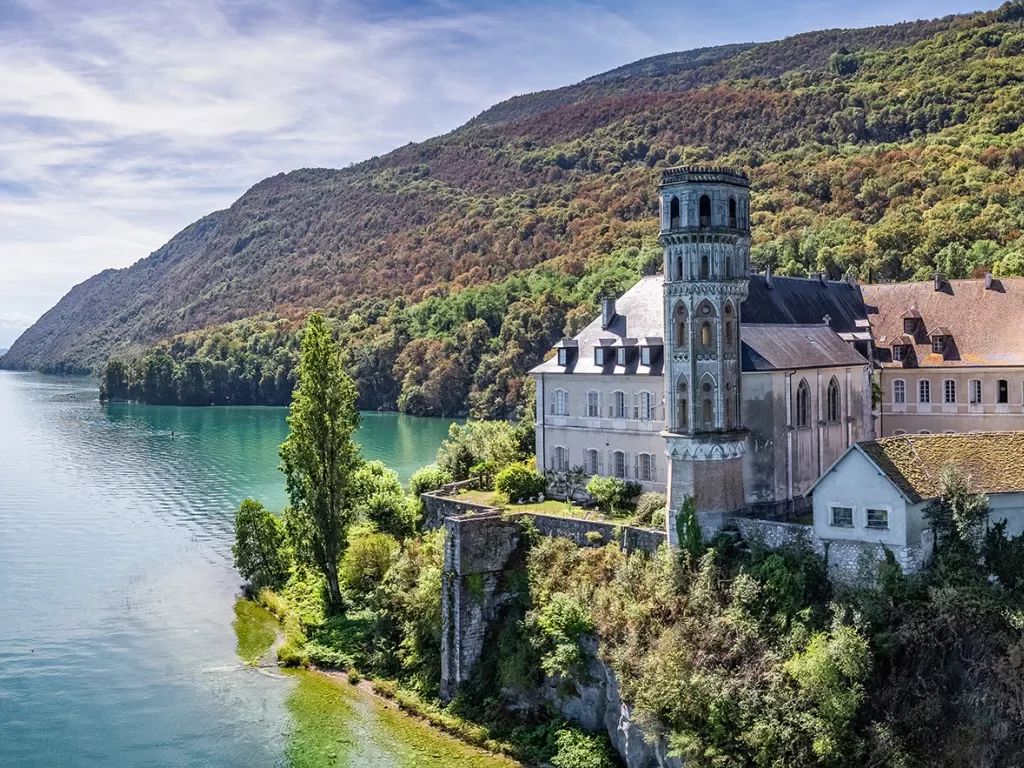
[742,324,869,371]
[858,432,1024,503]
[862,278,1024,367]
[530,274,870,375]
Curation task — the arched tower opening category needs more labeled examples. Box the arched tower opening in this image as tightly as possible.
[699,195,711,227]
[729,197,737,228]
[670,196,681,229]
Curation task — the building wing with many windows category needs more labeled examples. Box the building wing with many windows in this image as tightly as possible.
[863,276,1024,436]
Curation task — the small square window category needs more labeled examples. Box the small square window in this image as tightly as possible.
[830,506,854,528]
[640,347,651,366]
[557,348,567,366]
[866,508,889,530]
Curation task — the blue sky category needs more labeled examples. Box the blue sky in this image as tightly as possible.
[0,0,989,346]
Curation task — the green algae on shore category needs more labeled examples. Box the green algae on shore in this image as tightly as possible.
[285,671,520,768]
[233,597,280,664]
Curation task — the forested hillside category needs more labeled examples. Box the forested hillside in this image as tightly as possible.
[8,2,1024,417]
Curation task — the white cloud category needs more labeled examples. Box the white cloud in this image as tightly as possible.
[0,0,662,335]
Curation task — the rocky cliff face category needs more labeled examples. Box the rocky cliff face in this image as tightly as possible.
[546,639,683,768]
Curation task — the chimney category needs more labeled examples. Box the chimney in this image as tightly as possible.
[766,264,774,289]
[819,272,828,286]
[847,272,857,287]
[601,297,616,330]
[933,272,944,291]
[985,272,994,290]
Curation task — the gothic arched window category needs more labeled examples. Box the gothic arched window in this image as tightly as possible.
[827,377,841,423]
[669,196,680,229]
[725,321,733,346]
[676,318,687,348]
[699,195,711,226]
[701,322,713,347]
[701,380,715,430]
[795,379,810,428]
[729,197,737,228]
[678,379,688,430]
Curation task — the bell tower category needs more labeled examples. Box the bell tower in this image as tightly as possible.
[659,166,751,540]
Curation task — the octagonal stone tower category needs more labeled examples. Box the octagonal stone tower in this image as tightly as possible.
[659,166,752,540]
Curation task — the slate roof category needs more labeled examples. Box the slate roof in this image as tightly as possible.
[530,274,870,375]
[856,432,1024,503]
[742,324,869,372]
[862,278,1024,367]
[744,275,869,333]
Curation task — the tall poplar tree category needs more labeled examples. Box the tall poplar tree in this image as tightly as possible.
[280,312,361,609]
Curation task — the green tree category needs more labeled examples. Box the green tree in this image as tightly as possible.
[280,312,362,609]
[925,465,990,566]
[352,461,416,539]
[232,499,290,589]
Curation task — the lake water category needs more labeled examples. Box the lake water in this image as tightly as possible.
[0,372,503,768]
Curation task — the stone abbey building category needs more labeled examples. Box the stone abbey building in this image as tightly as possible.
[531,166,876,536]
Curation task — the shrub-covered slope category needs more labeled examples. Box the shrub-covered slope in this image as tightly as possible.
[8,3,1024,414]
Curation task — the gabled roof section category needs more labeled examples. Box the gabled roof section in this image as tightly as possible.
[741,324,869,372]
[862,278,1024,367]
[810,432,1024,504]
[744,275,869,333]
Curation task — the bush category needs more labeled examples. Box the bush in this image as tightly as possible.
[534,593,594,678]
[340,532,400,597]
[551,727,619,768]
[495,462,546,502]
[408,465,452,497]
[437,420,529,480]
[347,668,362,684]
[634,492,667,526]
[232,499,291,589]
[352,461,416,539]
[585,476,631,515]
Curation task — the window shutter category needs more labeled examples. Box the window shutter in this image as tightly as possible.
[633,392,640,420]
[608,404,614,418]
[633,453,639,479]
[598,452,604,476]
[651,455,657,482]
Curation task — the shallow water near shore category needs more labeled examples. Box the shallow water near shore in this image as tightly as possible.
[0,371,494,767]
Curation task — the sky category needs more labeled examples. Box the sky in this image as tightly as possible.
[0,0,991,348]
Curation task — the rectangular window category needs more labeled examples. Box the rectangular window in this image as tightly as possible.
[904,318,916,334]
[639,392,653,421]
[613,452,626,479]
[999,379,1009,404]
[614,391,626,419]
[830,506,854,528]
[557,348,567,366]
[866,508,889,530]
[640,347,651,366]
[932,336,945,354]
[970,380,982,405]
[919,380,931,404]
[555,390,568,416]
[639,454,652,481]
[554,446,568,472]
[587,391,600,418]
[594,347,605,366]
[616,347,626,366]
[944,380,956,404]
[892,345,904,361]
[893,380,905,404]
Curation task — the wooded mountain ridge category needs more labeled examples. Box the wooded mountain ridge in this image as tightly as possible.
[6,3,1024,417]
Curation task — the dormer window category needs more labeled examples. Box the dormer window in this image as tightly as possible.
[616,347,626,366]
[892,345,905,361]
[557,348,567,366]
[641,346,651,366]
[929,327,951,355]
[594,347,605,366]
[904,318,916,334]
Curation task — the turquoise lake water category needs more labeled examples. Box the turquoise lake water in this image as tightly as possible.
[0,371,493,767]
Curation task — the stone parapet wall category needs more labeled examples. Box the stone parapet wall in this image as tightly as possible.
[529,513,666,556]
[732,516,934,583]
[422,491,496,531]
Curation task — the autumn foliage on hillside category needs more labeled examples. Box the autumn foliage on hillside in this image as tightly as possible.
[12,3,1024,415]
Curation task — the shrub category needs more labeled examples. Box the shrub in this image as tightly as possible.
[550,727,619,768]
[347,668,362,684]
[469,460,498,489]
[585,476,631,515]
[352,461,416,539]
[340,532,400,596]
[534,593,594,678]
[585,530,604,544]
[408,465,452,497]
[634,492,667,526]
[232,499,291,589]
[495,462,546,502]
